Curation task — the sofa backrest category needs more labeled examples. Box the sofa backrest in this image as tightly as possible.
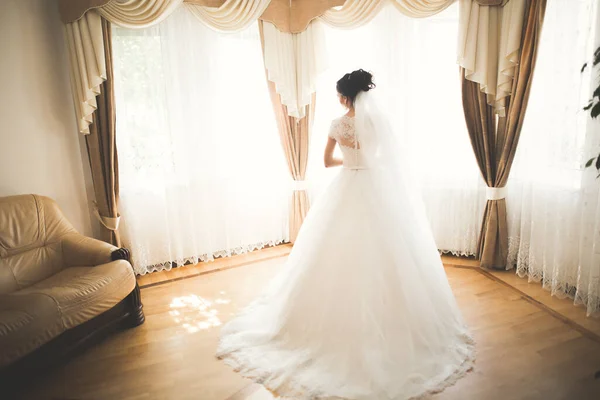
[0,194,76,293]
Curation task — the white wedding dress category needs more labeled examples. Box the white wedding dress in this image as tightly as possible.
[217,93,475,400]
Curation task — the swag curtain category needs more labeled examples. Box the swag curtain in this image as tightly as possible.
[260,21,326,241]
[184,0,270,32]
[320,0,386,28]
[259,21,322,242]
[461,0,547,269]
[319,0,455,29]
[85,18,121,246]
[61,0,529,133]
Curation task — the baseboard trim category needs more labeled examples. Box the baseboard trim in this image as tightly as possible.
[139,252,290,290]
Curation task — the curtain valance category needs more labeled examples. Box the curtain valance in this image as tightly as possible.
[320,0,386,29]
[319,0,455,29]
[60,0,227,23]
[62,0,529,129]
[60,0,345,33]
[185,0,271,32]
[260,0,345,33]
[391,0,455,18]
[97,0,183,28]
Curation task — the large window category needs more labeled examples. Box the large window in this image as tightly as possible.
[310,4,485,255]
[113,9,289,274]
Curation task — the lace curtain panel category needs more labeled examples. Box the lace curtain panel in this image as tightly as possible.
[507,0,600,316]
[112,8,290,274]
[308,3,486,257]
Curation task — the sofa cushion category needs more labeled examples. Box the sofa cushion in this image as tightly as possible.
[0,292,64,368]
[0,195,76,294]
[17,260,136,331]
[0,242,65,293]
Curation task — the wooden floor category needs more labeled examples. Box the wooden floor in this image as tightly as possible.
[15,248,600,400]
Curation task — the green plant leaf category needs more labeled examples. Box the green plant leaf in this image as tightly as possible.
[592,102,600,119]
[594,85,600,99]
[593,46,600,67]
[596,155,600,170]
[581,62,588,73]
[586,157,596,167]
[584,101,594,111]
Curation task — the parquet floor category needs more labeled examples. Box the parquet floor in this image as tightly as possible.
[14,248,600,400]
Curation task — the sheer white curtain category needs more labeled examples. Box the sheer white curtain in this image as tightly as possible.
[112,8,289,275]
[309,3,485,256]
[508,0,600,315]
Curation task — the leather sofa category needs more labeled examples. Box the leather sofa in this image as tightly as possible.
[0,194,144,384]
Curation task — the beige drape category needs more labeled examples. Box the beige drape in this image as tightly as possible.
[279,94,314,243]
[461,0,546,268]
[86,19,121,246]
[458,0,527,116]
[259,21,315,242]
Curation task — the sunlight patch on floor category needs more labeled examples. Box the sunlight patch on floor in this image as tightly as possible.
[169,293,232,333]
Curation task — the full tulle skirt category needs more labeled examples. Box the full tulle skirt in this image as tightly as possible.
[217,168,475,400]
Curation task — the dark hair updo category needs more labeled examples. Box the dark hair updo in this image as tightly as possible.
[336,69,376,105]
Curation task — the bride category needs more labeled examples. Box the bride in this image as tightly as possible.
[217,69,475,400]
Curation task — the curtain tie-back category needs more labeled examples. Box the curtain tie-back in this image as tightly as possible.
[93,201,121,231]
[486,186,507,201]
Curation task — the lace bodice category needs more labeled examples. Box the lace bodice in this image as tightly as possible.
[328,116,368,169]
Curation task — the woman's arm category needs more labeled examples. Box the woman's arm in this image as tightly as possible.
[324,137,343,168]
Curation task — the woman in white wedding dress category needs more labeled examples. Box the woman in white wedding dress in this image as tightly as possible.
[217,70,475,400]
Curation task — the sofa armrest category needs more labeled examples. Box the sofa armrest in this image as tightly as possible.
[110,247,131,263]
[61,234,118,268]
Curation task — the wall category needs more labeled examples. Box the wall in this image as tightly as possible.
[0,0,96,237]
